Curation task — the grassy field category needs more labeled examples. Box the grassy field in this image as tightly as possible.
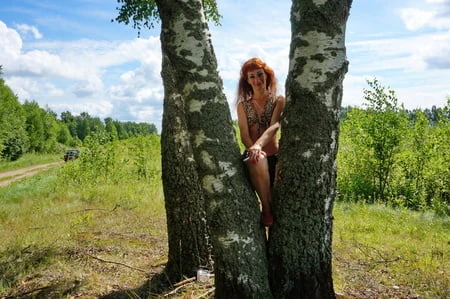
[333,203,449,298]
[0,153,448,298]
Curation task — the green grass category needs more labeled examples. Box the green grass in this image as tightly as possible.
[0,167,166,298]
[0,149,448,298]
[0,153,61,172]
[333,202,449,299]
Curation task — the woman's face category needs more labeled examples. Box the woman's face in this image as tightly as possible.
[247,68,267,93]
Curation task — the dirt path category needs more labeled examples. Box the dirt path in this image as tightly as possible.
[0,162,62,187]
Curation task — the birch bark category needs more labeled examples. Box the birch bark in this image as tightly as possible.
[268,0,352,298]
[156,0,272,297]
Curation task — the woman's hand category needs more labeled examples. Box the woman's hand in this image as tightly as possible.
[246,143,266,163]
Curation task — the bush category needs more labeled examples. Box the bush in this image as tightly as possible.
[337,82,450,215]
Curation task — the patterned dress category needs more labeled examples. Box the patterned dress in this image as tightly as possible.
[240,94,277,138]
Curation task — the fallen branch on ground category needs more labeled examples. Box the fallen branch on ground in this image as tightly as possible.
[163,281,196,297]
[195,287,215,299]
[86,253,147,273]
[173,277,195,287]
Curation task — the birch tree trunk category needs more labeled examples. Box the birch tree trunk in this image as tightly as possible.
[268,0,352,298]
[156,0,272,297]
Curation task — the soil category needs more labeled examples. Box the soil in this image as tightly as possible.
[0,162,61,187]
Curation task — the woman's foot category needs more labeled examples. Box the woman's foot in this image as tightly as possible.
[261,212,273,226]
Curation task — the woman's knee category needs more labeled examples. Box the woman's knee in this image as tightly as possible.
[247,160,268,176]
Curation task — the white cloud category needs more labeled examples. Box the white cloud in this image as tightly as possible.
[0,21,23,58]
[51,100,115,120]
[129,105,162,122]
[426,0,448,4]
[45,82,65,97]
[348,31,450,72]
[401,8,436,30]
[401,0,450,31]
[15,24,43,39]
[72,78,104,98]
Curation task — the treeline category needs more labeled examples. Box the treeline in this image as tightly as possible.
[341,103,449,124]
[338,79,450,215]
[0,68,157,161]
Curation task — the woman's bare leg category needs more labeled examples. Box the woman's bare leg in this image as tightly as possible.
[246,157,273,225]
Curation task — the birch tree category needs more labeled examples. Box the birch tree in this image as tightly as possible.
[268,0,352,298]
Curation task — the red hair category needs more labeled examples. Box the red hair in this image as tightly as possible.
[236,58,277,107]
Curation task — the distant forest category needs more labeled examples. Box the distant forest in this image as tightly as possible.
[0,66,157,161]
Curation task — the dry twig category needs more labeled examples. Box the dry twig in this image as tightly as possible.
[195,287,215,298]
[173,277,195,287]
[86,253,147,273]
[163,281,196,297]
[355,242,402,265]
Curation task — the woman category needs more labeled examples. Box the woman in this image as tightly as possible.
[236,58,285,226]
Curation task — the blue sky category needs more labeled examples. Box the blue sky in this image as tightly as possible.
[1,0,450,132]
